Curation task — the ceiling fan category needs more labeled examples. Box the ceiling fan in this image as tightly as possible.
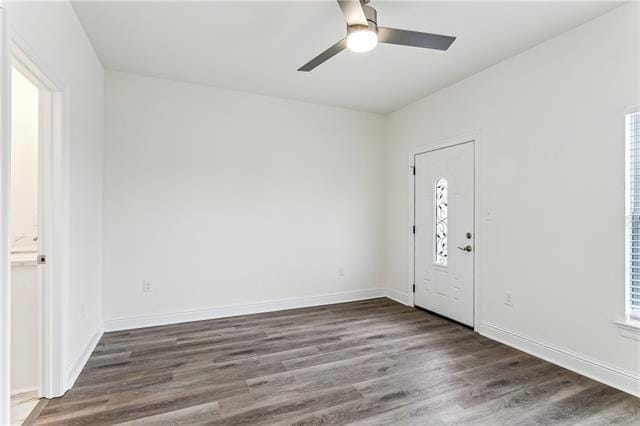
[298,0,456,72]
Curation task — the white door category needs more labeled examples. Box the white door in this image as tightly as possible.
[414,142,474,326]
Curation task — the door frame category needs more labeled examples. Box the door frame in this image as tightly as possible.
[1,4,11,423]
[408,133,481,330]
[13,42,68,399]
[1,23,68,414]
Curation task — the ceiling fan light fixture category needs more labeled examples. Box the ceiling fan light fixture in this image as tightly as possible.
[297,0,456,72]
[346,25,378,53]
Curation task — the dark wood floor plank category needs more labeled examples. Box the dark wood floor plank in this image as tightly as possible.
[34,298,639,425]
[530,383,640,425]
[282,367,471,425]
[115,400,221,425]
[214,384,363,425]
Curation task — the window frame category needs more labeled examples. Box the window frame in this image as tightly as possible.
[625,110,640,321]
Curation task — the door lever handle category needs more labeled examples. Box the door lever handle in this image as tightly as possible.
[457,245,472,252]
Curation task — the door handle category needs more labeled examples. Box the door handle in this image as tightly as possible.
[457,245,472,252]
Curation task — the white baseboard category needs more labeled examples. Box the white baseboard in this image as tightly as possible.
[479,321,640,398]
[385,288,410,305]
[65,326,103,391]
[104,288,387,332]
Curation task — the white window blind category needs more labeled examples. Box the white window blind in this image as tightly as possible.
[627,111,640,319]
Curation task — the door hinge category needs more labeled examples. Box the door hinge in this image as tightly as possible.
[412,225,415,234]
[412,284,415,293]
[412,166,416,176]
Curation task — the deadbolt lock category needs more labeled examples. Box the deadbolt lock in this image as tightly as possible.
[466,232,472,239]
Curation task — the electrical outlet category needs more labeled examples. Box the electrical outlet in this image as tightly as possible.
[142,280,153,293]
[504,292,513,307]
[338,266,345,277]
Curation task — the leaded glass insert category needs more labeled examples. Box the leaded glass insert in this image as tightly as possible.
[434,177,448,266]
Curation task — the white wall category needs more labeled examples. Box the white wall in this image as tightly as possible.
[386,3,639,392]
[7,1,104,387]
[10,67,37,252]
[103,71,385,325]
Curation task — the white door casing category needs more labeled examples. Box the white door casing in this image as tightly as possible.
[0,2,12,423]
[414,142,474,326]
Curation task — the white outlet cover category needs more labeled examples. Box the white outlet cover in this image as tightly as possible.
[504,292,513,306]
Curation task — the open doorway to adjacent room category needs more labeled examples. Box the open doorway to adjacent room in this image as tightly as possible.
[10,58,42,426]
[8,47,66,424]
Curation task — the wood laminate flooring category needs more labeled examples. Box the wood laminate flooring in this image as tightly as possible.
[35,298,639,425]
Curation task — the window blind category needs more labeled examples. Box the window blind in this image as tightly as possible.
[627,111,640,318]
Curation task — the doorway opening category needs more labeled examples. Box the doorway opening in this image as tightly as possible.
[9,63,41,424]
[7,45,66,424]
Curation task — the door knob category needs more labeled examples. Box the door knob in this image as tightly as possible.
[457,245,472,252]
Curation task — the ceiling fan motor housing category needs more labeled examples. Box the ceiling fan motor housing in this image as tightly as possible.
[363,4,377,25]
[348,4,378,35]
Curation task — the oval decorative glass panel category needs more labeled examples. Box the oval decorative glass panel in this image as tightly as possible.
[434,177,448,266]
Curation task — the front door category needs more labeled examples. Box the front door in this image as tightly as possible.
[414,142,474,326]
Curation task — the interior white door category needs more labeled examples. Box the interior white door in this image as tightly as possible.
[414,142,474,326]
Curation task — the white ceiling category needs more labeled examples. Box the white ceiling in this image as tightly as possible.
[72,1,621,114]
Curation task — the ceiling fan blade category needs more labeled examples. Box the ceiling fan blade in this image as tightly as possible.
[378,27,456,51]
[298,38,347,72]
[337,0,367,26]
